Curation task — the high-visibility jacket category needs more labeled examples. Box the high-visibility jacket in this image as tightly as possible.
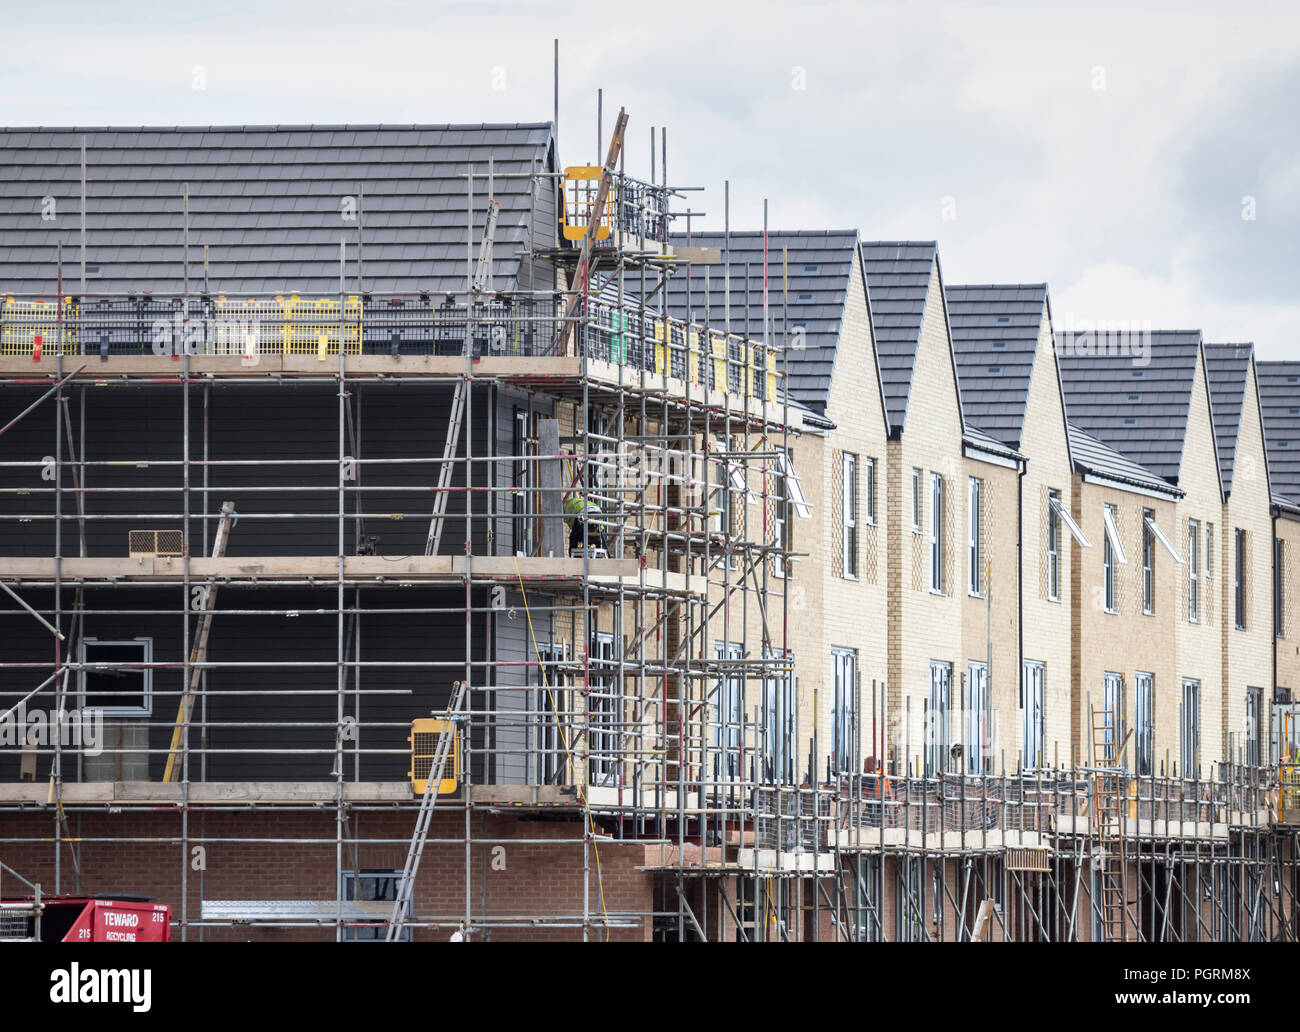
[564,496,602,527]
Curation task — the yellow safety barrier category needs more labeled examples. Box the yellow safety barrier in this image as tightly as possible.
[560,166,613,242]
[1,297,79,356]
[212,295,361,356]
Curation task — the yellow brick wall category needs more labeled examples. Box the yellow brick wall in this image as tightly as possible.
[886,261,965,773]
[1222,360,1275,766]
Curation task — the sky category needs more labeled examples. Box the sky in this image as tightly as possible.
[2,0,1297,357]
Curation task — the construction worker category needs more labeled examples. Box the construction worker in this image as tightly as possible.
[564,493,606,555]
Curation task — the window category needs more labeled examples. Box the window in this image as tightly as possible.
[1102,506,1119,612]
[79,637,153,715]
[1135,672,1154,776]
[713,642,744,785]
[967,662,990,773]
[1181,679,1200,775]
[1102,673,1123,764]
[968,477,983,596]
[928,661,953,775]
[1022,661,1045,770]
[1206,522,1215,580]
[864,457,877,525]
[1188,519,1200,622]
[1234,528,1247,630]
[911,468,922,531]
[340,870,408,942]
[1276,538,1286,638]
[1246,687,1263,768]
[1141,508,1155,615]
[930,473,944,594]
[841,452,858,579]
[771,449,810,579]
[512,407,533,557]
[762,651,795,783]
[589,633,619,787]
[832,648,858,773]
[1047,489,1061,601]
[533,642,569,785]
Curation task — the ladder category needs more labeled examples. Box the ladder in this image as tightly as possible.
[386,680,467,942]
[423,198,499,557]
[1089,703,1130,942]
[163,501,236,783]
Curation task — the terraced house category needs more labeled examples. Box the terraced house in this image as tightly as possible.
[0,114,1296,943]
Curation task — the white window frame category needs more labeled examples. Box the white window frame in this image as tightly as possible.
[930,473,944,594]
[928,660,953,775]
[1102,504,1127,564]
[968,476,982,597]
[762,650,795,784]
[1022,660,1045,770]
[79,637,154,716]
[1188,519,1200,623]
[864,456,877,525]
[1102,672,1123,764]
[1234,527,1246,630]
[967,661,990,774]
[1181,679,1200,775]
[911,468,922,532]
[1046,489,1062,602]
[1145,514,1184,565]
[841,452,858,580]
[589,632,619,787]
[712,641,745,786]
[340,869,410,942]
[1141,508,1155,615]
[1135,672,1154,776]
[832,647,858,774]
[533,641,570,785]
[1051,495,1091,548]
[1277,537,1287,638]
[1206,522,1215,581]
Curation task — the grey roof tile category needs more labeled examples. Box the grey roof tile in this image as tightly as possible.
[859,241,939,433]
[1056,330,1203,485]
[0,123,557,296]
[1257,361,1300,505]
[1067,423,1182,497]
[661,229,861,413]
[1203,342,1253,497]
[945,283,1047,450]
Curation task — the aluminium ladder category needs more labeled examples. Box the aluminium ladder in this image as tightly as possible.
[423,198,500,557]
[386,680,467,941]
[1089,703,1130,942]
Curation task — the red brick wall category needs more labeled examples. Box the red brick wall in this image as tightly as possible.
[0,810,654,942]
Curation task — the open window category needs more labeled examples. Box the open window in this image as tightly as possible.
[79,637,153,716]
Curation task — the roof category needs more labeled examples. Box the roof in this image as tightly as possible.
[963,424,1024,462]
[0,123,558,296]
[859,241,941,433]
[1056,330,1202,484]
[1068,423,1183,498]
[945,283,1048,451]
[1257,361,1300,504]
[662,230,860,413]
[1202,343,1253,497]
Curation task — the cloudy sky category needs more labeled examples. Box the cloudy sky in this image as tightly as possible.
[3,0,1297,356]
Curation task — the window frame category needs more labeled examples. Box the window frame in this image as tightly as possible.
[1021,660,1045,771]
[911,468,922,532]
[78,636,154,717]
[863,456,877,525]
[928,660,953,775]
[967,661,990,774]
[1135,672,1154,777]
[1046,489,1061,602]
[930,472,944,594]
[841,451,858,580]
[1188,518,1200,623]
[1141,507,1155,615]
[1181,678,1200,775]
[831,647,858,774]
[1234,527,1247,630]
[968,476,983,597]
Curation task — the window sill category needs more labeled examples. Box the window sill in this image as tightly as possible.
[1104,608,1118,616]
[968,590,985,600]
[1046,594,1061,604]
[929,588,946,598]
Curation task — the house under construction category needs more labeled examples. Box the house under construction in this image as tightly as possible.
[0,115,1298,942]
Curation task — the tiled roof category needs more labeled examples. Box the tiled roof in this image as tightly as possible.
[1056,330,1202,484]
[0,123,558,296]
[1258,361,1300,504]
[945,283,1048,450]
[662,229,861,413]
[1067,423,1182,498]
[859,240,941,433]
[1203,343,1253,497]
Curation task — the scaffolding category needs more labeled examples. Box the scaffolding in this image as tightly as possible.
[1,122,1298,943]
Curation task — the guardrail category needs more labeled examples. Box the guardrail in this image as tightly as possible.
[1,292,782,404]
